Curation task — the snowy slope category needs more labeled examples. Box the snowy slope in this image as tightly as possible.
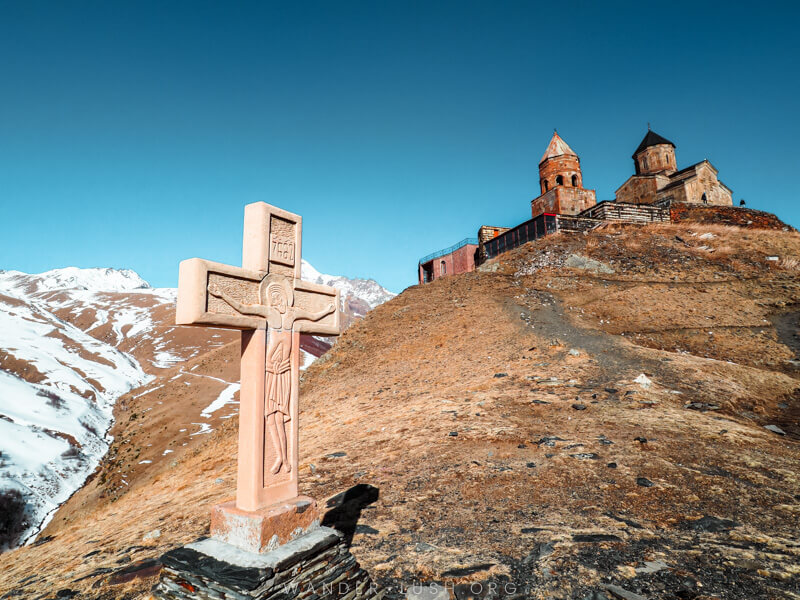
[0,270,168,547]
[0,264,394,549]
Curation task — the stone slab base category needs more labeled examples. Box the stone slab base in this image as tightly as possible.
[154,527,382,600]
[210,495,319,554]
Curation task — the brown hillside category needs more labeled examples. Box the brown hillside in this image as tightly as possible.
[1,223,799,600]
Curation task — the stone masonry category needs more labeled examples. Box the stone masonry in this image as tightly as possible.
[531,132,597,219]
[155,527,382,600]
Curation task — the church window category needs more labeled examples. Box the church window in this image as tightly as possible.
[440,260,446,275]
[543,179,549,192]
[641,157,648,170]
[702,193,708,204]
[556,175,564,186]
[571,174,578,187]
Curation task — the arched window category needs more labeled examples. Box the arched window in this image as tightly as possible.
[556,175,564,186]
[641,157,648,170]
[542,179,549,192]
[702,193,708,204]
[440,260,446,275]
[571,174,578,187]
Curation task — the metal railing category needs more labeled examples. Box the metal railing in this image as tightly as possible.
[481,214,557,261]
[418,237,479,265]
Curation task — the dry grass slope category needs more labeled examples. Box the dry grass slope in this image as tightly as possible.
[1,223,798,599]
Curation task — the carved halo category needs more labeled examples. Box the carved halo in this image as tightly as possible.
[259,273,294,307]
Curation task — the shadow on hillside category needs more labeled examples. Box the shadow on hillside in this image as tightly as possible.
[321,483,379,547]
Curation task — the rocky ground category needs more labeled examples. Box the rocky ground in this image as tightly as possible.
[1,222,798,599]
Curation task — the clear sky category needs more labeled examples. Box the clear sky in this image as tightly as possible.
[1,1,798,293]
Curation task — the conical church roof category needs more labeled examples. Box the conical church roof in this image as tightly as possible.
[633,129,675,157]
[539,131,577,164]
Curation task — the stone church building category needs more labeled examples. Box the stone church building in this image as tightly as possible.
[418,128,735,284]
[615,129,733,206]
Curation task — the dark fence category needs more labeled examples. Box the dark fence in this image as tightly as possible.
[482,214,557,261]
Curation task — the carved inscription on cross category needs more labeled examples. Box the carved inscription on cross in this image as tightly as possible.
[177,202,340,512]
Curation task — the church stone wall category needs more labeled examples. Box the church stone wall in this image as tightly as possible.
[616,176,658,205]
[635,144,677,175]
[539,154,582,193]
[531,187,596,219]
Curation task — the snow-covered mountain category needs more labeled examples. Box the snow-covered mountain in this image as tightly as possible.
[0,264,394,549]
[301,260,396,314]
[0,267,150,295]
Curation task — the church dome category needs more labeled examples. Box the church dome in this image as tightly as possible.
[633,129,675,158]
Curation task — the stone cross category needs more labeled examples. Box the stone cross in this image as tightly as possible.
[176,202,340,514]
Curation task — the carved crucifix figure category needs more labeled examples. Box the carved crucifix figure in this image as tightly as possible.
[176,203,340,534]
[207,275,334,476]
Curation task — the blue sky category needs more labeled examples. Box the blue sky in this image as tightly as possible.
[1,1,798,293]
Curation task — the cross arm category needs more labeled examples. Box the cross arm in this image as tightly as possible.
[292,280,341,335]
[177,258,266,330]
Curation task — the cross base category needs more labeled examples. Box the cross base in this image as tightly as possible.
[210,496,320,554]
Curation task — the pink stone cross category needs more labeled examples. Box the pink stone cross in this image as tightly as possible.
[176,202,340,512]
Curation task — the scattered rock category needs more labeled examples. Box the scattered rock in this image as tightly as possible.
[636,477,654,487]
[564,254,615,274]
[764,424,786,436]
[604,512,642,529]
[633,374,652,389]
[414,542,437,553]
[572,403,587,411]
[604,388,618,394]
[325,451,347,458]
[493,373,508,378]
[633,437,647,444]
[573,533,622,543]
[214,478,224,484]
[569,349,581,356]
[536,436,565,446]
[522,541,554,564]
[635,559,669,574]
[601,583,646,600]
[607,462,617,469]
[448,431,458,437]
[526,462,535,468]
[571,453,600,460]
[684,515,739,532]
[142,529,161,541]
[685,402,720,411]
